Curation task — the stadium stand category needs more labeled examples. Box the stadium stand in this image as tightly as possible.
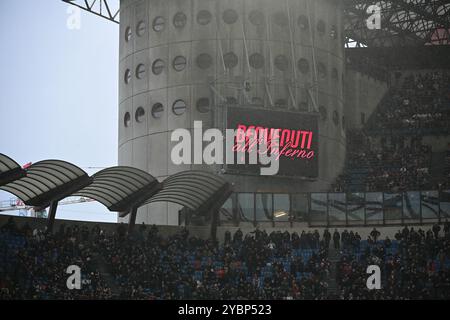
[334,70,450,193]
[1,217,449,300]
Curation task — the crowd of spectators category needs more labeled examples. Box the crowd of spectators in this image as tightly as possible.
[336,223,450,299]
[0,218,112,299]
[100,226,331,300]
[1,217,449,300]
[334,131,433,192]
[333,70,450,193]
[369,71,450,134]
[0,218,331,300]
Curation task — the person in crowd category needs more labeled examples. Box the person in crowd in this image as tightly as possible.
[370,228,381,242]
[333,229,341,250]
[433,223,441,239]
[323,229,331,249]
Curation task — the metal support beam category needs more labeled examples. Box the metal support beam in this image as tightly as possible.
[128,206,138,233]
[201,183,233,241]
[62,0,120,24]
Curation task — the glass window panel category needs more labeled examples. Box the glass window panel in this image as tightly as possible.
[421,190,439,220]
[220,197,234,223]
[237,193,254,223]
[328,193,346,226]
[403,191,421,221]
[197,10,212,25]
[172,100,187,116]
[173,12,187,29]
[124,69,131,84]
[151,103,164,119]
[172,56,187,72]
[136,64,146,79]
[136,21,147,37]
[440,190,450,219]
[365,192,383,223]
[152,16,165,32]
[256,193,272,222]
[347,192,365,224]
[135,107,145,123]
[273,194,290,222]
[124,112,131,127]
[292,194,308,221]
[384,192,403,221]
[152,59,165,75]
[310,193,327,225]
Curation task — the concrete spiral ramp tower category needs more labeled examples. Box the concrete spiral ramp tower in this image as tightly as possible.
[116,0,346,225]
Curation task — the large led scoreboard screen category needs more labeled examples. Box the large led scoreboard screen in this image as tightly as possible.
[225,107,319,179]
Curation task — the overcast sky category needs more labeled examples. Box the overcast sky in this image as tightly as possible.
[0,0,119,222]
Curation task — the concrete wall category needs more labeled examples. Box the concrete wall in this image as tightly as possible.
[118,0,346,226]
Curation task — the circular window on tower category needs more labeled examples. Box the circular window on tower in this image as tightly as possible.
[124,112,131,127]
[136,21,147,37]
[224,52,238,69]
[249,53,264,69]
[298,15,309,30]
[152,59,165,75]
[196,53,213,70]
[274,55,289,71]
[317,20,326,36]
[273,12,288,27]
[135,107,146,123]
[172,100,187,116]
[333,110,339,126]
[125,26,132,42]
[124,69,132,84]
[173,12,187,29]
[152,16,165,32]
[318,62,327,79]
[319,105,327,121]
[297,58,309,74]
[197,10,212,25]
[223,9,239,24]
[136,64,146,79]
[196,98,211,113]
[249,10,265,27]
[173,56,187,72]
[151,103,164,119]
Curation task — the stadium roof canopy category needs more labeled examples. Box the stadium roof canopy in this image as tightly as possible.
[74,166,161,213]
[63,0,450,47]
[145,171,231,213]
[0,159,91,208]
[0,154,26,186]
[0,154,232,233]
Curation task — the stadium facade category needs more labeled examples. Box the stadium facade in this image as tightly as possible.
[118,0,350,226]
